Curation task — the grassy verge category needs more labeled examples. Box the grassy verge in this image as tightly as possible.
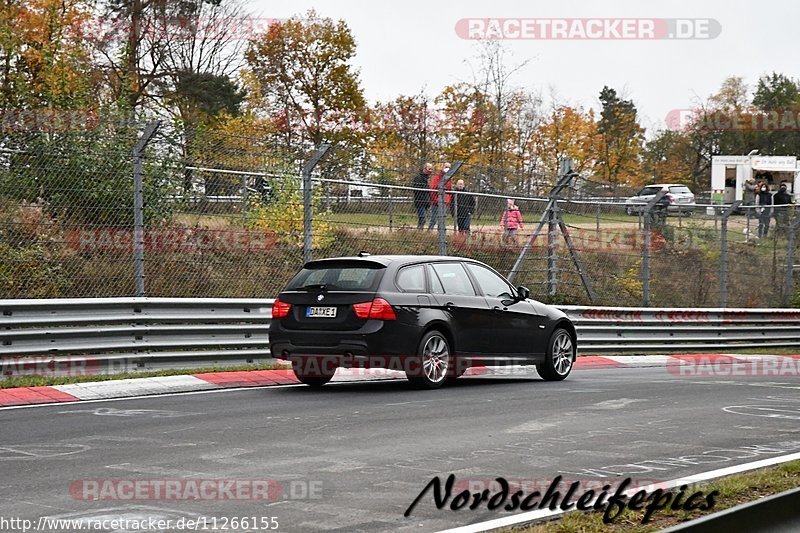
[0,362,290,389]
[512,460,800,532]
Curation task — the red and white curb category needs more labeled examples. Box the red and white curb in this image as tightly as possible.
[0,354,797,408]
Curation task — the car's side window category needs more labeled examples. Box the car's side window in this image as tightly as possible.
[430,263,476,296]
[465,263,513,299]
[396,265,426,293]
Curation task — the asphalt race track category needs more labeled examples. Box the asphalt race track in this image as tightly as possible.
[1,365,799,532]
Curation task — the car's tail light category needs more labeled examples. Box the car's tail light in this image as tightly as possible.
[353,298,396,320]
[272,298,291,319]
[666,194,675,204]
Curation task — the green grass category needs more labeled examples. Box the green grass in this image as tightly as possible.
[0,361,290,389]
[512,460,800,532]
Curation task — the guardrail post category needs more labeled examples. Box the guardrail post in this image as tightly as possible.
[132,121,161,298]
[438,161,463,256]
[301,144,331,263]
[784,215,800,306]
[720,201,741,308]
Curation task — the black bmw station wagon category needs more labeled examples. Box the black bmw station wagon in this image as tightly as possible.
[269,254,577,388]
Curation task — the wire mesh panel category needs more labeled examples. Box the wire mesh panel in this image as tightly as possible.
[0,126,798,307]
[0,126,141,298]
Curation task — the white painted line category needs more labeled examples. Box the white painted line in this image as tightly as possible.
[604,355,672,366]
[435,451,800,533]
[52,375,216,400]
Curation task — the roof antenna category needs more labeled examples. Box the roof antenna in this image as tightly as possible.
[357,251,371,257]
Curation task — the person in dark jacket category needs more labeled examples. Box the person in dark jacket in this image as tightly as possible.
[452,179,475,233]
[412,162,433,229]
[756,183,773,239]
[773,183,793,233]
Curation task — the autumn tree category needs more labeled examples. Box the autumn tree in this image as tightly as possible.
[642,130,695,187]
[367,92,437,184]
[0,0,96,109]
[244,10,366,152]
[533,104,599,190]
[594,86,644,190]
[751,72,800,155]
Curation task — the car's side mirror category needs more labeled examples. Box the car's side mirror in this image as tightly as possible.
[516,286,530,301]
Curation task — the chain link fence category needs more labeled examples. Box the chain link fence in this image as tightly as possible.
[1,123,798,307]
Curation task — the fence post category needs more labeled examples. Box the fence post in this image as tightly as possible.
[720,201,741,308]
[642,190,668,307]
[547,205,557,296]
[453,192,459,233]
[301,144,331,263]
[784,213,800,306]
[132,121,161,298]
[508,160,574,283]
[595,204,601,241]
[438,161,463,256]
[746,206,752,242]
[388,187,393,231]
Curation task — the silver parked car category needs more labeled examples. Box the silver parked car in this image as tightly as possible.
[624,184,696,216]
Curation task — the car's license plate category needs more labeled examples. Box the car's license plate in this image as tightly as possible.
[306,306,337,318]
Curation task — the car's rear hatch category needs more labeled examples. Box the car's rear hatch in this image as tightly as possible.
[276,259,387,331]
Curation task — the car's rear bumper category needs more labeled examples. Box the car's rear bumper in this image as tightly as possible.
[269,319,422,360]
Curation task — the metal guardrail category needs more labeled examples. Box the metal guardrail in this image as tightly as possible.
[560,306,800,352]
[659,486,800,533]
[0,298,274,375]
[1,299,799,377]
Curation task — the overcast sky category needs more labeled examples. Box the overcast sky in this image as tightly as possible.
[251,0,799,133]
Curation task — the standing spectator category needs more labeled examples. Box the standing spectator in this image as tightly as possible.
[756,183,773,239]
[743,177,757,206]
[412,162,433,229]
[427,163,452,230]
[453,179,475,234]
[773,183,793,233]
[501,198,523,246]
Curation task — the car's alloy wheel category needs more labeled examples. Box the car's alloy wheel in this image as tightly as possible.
[538,328,574,381]
[625,207,634,216]
[409,331,450,389]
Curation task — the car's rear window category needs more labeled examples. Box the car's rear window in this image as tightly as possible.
[669,186,692,194]
[286,262,385,292]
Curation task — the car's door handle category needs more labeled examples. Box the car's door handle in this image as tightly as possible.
[493,306,507,313]
[444,302,457,310]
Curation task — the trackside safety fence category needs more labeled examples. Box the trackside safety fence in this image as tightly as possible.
[2,298,799,378]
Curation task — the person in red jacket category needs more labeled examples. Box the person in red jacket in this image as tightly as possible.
[501,198,523,246]
[427,162,453,230]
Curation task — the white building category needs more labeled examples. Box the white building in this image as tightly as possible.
[711,155,799,203]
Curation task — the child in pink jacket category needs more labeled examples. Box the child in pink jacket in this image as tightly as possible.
[501,199,523,245]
